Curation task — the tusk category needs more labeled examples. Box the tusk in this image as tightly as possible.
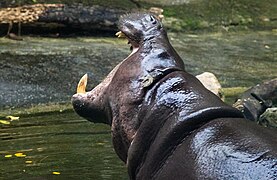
[77,74,88,94]
[115,31,126,38]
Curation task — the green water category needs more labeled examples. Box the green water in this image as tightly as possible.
[171,31,277,87]
[0,111,128,179]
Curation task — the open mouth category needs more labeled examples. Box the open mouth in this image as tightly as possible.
[115,31,139,53]
[75,31,139,94]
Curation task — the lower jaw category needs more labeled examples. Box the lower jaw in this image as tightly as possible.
[128,47,139,57]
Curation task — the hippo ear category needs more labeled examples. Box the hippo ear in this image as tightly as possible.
[145,14,156,24]
[151,14,163,29]
[149,15,157,24]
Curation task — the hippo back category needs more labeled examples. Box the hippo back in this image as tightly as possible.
[127,71,277,180]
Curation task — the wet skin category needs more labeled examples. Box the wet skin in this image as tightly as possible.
[72,13,277,179]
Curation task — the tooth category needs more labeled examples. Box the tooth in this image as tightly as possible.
[115,31,126,38]
[115,31,121,36]
[77,74,88,94]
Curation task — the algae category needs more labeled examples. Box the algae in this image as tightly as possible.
[0,102,74,118]
[222,87,249,105]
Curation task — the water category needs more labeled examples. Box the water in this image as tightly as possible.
[0,111,128,179]
[0,37,129,109]
[171,31,277,87]
[0,31,276,109]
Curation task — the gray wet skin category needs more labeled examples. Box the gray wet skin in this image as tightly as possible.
[72,13,277,180]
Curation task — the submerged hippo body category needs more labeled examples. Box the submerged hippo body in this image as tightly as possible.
[72,13,277,179]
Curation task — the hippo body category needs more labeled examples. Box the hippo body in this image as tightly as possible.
[72,13,277,179]
[128,71,277,180]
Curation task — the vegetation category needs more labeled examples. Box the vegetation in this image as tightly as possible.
[158,0,276,32]
[1,0,276,32]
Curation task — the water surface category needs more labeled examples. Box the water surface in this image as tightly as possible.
[0,31,276,108]
[0,111,128,179]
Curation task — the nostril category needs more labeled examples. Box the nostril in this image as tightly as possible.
[72,98,84,108]
[71,94,86,109]
[72,94,80,102]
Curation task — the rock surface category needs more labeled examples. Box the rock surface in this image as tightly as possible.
[196,72,223,99]
[259,107,277,128]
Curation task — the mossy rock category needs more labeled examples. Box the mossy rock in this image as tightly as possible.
[259,107,277,128]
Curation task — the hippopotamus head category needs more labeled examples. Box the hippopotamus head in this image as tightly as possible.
[117,13,163,49]
[72,12,184,162]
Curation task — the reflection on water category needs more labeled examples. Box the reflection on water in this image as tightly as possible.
[0,111,127,179]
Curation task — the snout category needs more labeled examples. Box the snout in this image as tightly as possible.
[71,93,93,121]
[71,73,111,124]
[72,93,110,124]
[71,93,89,113]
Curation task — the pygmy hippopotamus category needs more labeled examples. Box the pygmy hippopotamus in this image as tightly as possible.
[72,13,277,180]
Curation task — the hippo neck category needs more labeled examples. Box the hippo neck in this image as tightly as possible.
[142,28,166,42]
[142,31,178,54]
[140,31,185,71]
